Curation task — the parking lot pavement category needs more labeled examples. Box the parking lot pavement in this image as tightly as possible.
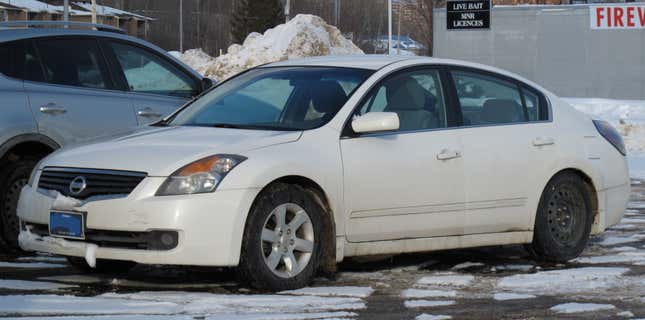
[0,182,643,320]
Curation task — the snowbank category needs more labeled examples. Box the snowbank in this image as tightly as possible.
[172,14,363,81]
[565,98,645,179]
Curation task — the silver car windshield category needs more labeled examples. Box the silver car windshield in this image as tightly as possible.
[169,67,373,131]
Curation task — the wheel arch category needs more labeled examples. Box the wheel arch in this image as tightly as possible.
[252,175,338,276]
[542,168,600,233]
[0,134,60,169]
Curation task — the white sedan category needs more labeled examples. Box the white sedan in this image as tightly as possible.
[17,56,630,290]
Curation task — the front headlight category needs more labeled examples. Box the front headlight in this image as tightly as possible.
[156,154,246,196]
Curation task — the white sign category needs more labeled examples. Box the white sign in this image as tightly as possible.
[591,4,645,29]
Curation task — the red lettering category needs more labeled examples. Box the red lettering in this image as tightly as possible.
[615,7,624,27]
[608,7,612,27]
[596,7,605,27]
[627,7,635,27]
[639,7,645,26]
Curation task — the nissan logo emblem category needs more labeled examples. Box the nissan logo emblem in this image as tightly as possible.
[69,176,87,195]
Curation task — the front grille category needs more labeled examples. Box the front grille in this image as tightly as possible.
[38,167,147,200]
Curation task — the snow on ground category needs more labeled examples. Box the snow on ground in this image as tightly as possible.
[550,302,616,314]
[404,300,456,309]
[280,286,374,298]
[573,252,645,264]
[565,98,645,179]
[0,291,365,318]
[492,293,536,301]
[401,289,457,299]
[416,315,452,320]
[416,274,475,287]
[172,14,362,81]
[450,262,485,270]
[0,279,75,291]
[496,267,629,294]
[598,235,643,246]
[0,261,66,269]
[17,255,67,263]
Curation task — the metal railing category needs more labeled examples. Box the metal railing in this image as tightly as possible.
[0,21,125,34]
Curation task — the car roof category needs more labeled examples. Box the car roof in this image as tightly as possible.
[263,55,552,95]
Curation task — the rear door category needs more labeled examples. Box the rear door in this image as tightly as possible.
[341,67,466,242]
[102,39,200,125]
[448,68,555,234]
[24,37,137,146]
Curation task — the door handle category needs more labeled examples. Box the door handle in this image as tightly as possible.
[137,108,162,118]
[533,137,555,147]
[436,149,462,160]
[39,103,66,115]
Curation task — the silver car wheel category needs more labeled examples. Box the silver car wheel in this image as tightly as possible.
[261,203,314,278]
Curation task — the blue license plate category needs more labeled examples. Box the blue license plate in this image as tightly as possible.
[49,211,85,239]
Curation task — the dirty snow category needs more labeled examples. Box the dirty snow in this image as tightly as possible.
[416,274,475,287]
[0,261,66,269]
[280,286,374,298]
[451,262,485,270]
[401,289,457,299]
[493,293,537,301]
[416,314,452,320]
[405,300,456,308]
[0,279,75,291]
[0,292,365,317]
[550,302,616,314]
[497,267,629,294]
[573,252,645,264]
[598,235,642,246]
[172,14,362,81]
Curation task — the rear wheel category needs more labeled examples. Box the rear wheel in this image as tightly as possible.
[238,183,324,291]
[0,159,38,252]
[529,173,593,262]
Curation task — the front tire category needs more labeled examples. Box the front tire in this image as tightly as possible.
[238,183,324,291]
[529,173,593,262]
[0,158,38,252]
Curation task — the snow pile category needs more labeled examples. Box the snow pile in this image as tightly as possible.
[173,14,363,81]
[169,48,216,77]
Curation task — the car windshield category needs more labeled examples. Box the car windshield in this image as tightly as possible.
[170,67,373,130]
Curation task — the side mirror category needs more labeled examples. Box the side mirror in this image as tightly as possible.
[351,112,400,134]
[201,77,215,91]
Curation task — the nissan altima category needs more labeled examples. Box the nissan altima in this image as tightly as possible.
[17,56,629,291]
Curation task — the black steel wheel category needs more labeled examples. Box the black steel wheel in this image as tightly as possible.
[529,172,593,262]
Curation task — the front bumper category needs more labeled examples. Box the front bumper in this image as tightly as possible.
[17,177,259,266]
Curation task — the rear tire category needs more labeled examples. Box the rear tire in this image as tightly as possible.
[0,158,38,252]
[529,173,593,262]
[237,183,324,291]
[67,257,136,274]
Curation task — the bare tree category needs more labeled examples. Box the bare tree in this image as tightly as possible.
[406,0,445,56]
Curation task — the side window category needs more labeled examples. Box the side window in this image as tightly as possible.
[0,40,44,82]
[451,70,526,126]
[522,86,546,121]
[36,38,112,89]
[355,69,447,132]
[109,41,198,98]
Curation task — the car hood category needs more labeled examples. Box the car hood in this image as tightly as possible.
[42,126,302,176]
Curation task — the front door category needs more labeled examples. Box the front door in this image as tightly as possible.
[103,40,199,125]
[341,67,466,242]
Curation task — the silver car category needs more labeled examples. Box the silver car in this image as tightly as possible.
[0,22,213,251]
